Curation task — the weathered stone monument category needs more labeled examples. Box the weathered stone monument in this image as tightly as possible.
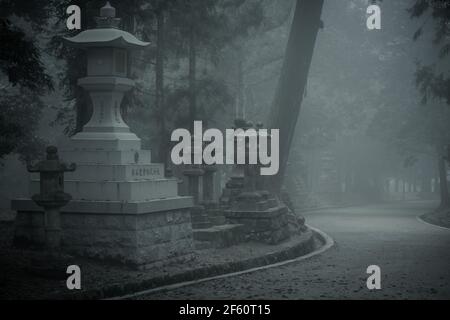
[223,120,292,245]
[219,119,250,206]
[12,2,194,268]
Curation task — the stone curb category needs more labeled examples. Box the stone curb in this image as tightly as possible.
[56,226,332,300]
[298,199,434,215]
[106,226,334,300]
[299,205,353,214]
[297,202,378,214]
[417,214,450,231]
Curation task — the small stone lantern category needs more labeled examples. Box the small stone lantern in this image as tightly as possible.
[202,164,218,205]
[28,146,76,249]
[184,166,205,205]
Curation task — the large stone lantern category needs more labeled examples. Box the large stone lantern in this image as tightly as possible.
[12,2,195,268]
[63,1,149,151]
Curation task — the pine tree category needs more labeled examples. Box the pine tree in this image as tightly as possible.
[410,0,450,209]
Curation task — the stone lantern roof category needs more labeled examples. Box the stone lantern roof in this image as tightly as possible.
[63,2,150,50]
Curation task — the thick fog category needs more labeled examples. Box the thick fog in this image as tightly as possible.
[0,0,449,301]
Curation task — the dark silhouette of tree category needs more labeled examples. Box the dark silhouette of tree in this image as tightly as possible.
[266,0,324,194]
[410,0,450,209]
[0,0,54,162]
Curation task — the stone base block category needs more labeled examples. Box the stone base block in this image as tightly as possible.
[59,163,164,182]
[12,198,195,268]
[70,131,141,151]
[30,178,179,202]
[225,206,291,245]
[193,224,245,249]
[60,149,152,166]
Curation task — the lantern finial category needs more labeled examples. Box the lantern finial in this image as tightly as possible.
[46,146,58,160]
[100,2,116,18]
[95,1,120,28]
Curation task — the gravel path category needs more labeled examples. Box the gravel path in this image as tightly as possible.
[138,200,450,300]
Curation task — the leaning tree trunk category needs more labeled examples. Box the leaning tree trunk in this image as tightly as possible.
[266,0,324,194]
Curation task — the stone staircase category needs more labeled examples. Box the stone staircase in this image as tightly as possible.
[190,204,245,250]
[225,191,292,245]
[193,224,245,250]
[191,206,213,229]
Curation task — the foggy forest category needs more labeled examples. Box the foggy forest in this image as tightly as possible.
[0,0,449,301]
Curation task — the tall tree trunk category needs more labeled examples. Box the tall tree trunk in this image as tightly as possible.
[75,7,91,135]
[434,166,440,194]
[402,177,406,201]
[75,89,92,135]
[422,176,431,193]
[188,14,197,132]
[438,152,449,209]
[236,51,245,120]
[75,99,87,134]
[156,10,167,165]
[266,0,324,194]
